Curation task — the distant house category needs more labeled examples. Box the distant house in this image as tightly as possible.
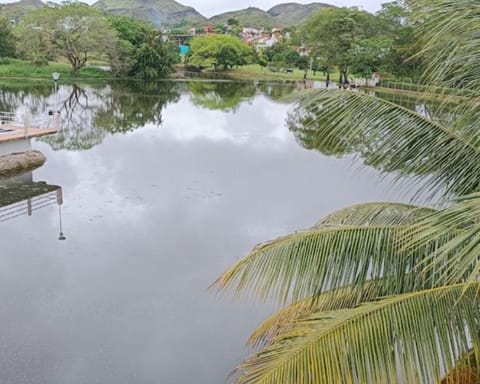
[203,25,215,34]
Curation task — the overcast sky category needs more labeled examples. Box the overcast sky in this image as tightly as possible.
[0,0,390,17]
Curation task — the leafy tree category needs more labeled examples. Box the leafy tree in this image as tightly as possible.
[377,0,423,79]
[130,31,180,80]
[302,7,381,83]
[107,16,180,79]
[17,2,117,75]
[213,0,480,382]
[0,17,15,58]
[227,17,239,26]
[264,42,299,71]
[187,34,253,70]
[349,37,391,82]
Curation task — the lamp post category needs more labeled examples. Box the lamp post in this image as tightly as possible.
[56,189,66,241]
[52,72,59,113]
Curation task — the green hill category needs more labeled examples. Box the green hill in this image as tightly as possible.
[93,0,205,27]
[209,7,274,28]
[267,2,332,26]
[0,0,43,22]
[209,2,332,28]
[1,0,333,29]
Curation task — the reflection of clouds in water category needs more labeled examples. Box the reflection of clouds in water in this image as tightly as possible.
[0,83,420,384]
[57,148,146,222]
[139,95,290,147]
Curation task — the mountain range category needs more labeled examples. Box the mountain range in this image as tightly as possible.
[0,0,332,28]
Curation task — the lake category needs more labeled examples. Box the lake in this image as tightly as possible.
[0,80,412,384]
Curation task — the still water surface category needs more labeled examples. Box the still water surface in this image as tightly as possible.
[0,81,411,383]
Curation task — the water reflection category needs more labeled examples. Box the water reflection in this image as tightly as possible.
[0,168,64,237]
[0,80,304,152]
[0,80,415,384]
[187,81,256,112]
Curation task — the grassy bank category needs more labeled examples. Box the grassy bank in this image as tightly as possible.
[223,64,339,82]
[0,58,113,81]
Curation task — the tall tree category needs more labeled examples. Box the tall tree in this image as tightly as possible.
[107,15,180,79]
[377,0,423,79]
[0,17,15,58]
[18,2,117,75]
[214,0,480,382]
[302,7,381,83]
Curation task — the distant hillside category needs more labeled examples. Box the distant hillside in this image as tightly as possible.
[93,0,206,27]
[209,2,332,28]
[267,2,332,26]
[0,0,43,22]
[0,0,332,29]
[209,7,273,28]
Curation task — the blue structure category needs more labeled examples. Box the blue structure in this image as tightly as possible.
[179,45,190,55]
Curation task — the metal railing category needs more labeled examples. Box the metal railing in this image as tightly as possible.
[0,190,58,223]
[0,111,16,126]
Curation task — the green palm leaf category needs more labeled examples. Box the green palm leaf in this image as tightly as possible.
[212,203,434,304]
[247,278,396,348]
[406,193,480,285]
[234,283,480,384]
[288,89,480,200]
[316,202,435,227]
[414,0,480,94]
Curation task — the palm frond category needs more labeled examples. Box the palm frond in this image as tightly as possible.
[247,278,396,348]
[413,0,480,94]
[316,202,435,227]
[406,192,480,285]
[212,203,436,305]
[234,283,480,384]
[288,89,480,200]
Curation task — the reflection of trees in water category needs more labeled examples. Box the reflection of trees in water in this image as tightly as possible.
[44,82,180,150]
[0,79,302,150]
[187,81,256,112]
[42,84,108,151]
[186,80,302,112]
[94,81,180,134]
[288,89,477,199]
[257,82,302,101]
[0,82,53,114]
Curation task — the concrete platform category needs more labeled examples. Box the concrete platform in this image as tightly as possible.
[0,125,58,144]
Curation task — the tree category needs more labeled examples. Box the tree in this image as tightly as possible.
[187,35,253,70]
[264,42,299,70]
[107,15,179,79]
[302,7,382,83]
[213,0,480,382]
[130,31,180,80]
[0,17,15,58]
[18,3,117,75]
[349,37,391,82]
[376,0,423,79]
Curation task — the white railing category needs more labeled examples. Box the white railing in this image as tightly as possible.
[0,111,62,135]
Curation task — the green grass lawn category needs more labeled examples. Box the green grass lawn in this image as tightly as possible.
[0,58,113,81]
[224,64,339,82]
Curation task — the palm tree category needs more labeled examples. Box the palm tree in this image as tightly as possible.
[212,0,480,382]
